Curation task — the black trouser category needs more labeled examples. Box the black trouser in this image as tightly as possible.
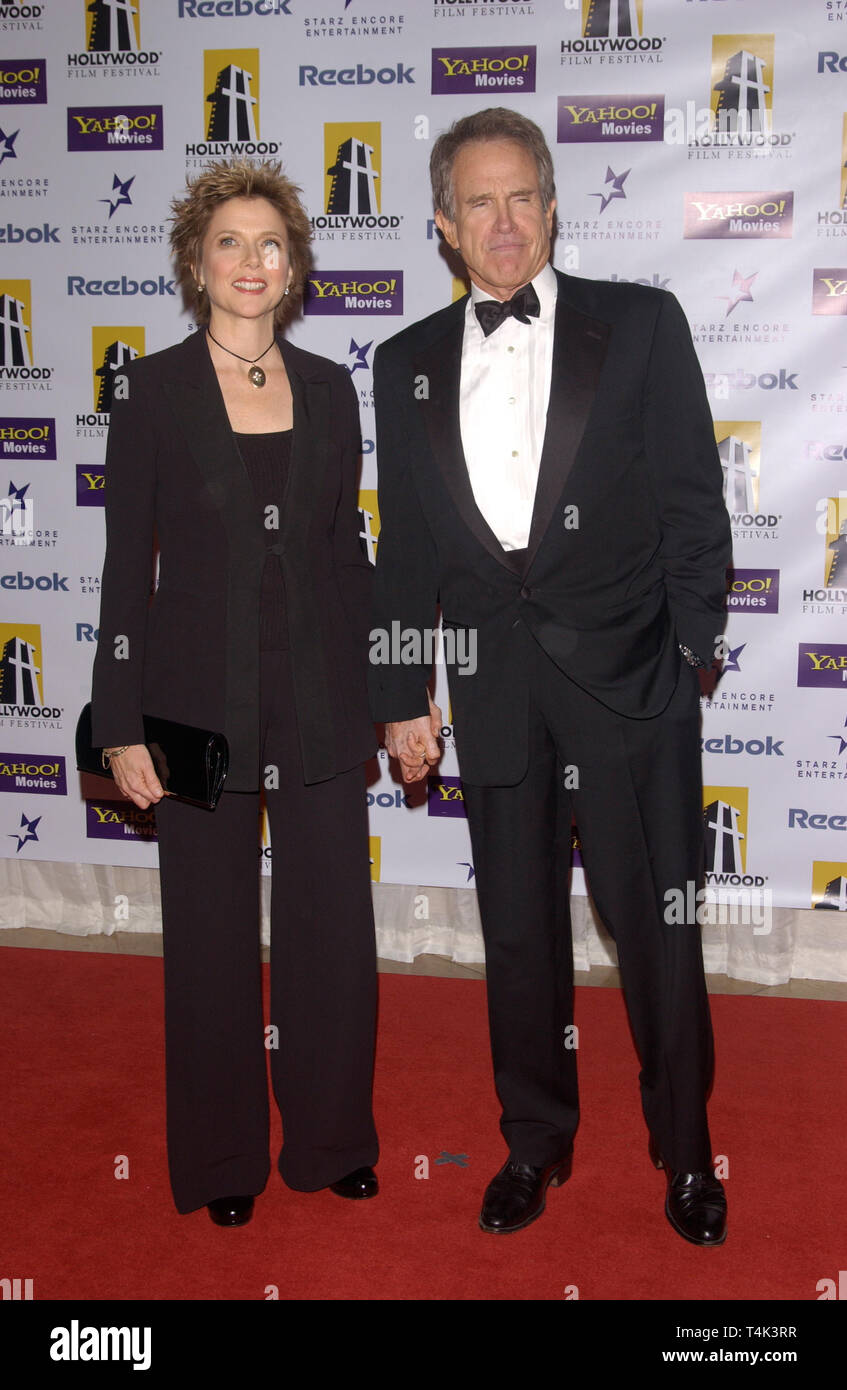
[154,647,378,1214]
[462,621,714,1175]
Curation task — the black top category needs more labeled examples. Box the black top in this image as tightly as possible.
[234,429,292,651]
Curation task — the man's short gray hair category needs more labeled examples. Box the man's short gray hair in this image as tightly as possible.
[430,107,556,223]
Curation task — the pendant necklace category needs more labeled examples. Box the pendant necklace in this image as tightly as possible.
[207,329,275,388]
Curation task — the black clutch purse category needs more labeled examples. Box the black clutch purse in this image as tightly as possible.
[75,703,229,811]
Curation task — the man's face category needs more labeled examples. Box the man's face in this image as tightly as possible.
[434,138,556,302]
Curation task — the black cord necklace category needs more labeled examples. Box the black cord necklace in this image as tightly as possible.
[207,329,275,387]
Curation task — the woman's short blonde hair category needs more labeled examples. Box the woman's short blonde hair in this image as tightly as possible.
[170,159,313,327]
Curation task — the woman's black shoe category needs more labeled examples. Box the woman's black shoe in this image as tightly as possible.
[207,1195,255,1226]
[328,1166,378,1199]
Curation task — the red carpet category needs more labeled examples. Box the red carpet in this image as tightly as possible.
[1,946,844,1302]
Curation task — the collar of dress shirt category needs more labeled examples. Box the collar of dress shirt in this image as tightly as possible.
[466,259,558,339]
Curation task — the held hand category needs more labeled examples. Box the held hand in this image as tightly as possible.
[107,743,166,809]
[385,709,442,784]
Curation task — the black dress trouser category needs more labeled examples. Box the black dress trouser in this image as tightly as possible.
[461,619,715,1176]
[154,646,379,1214]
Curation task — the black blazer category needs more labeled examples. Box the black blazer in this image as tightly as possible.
[91,328,376,789]
[368,270,733,786]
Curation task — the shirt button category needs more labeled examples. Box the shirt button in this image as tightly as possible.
[507,346,515,353]
[508,396,516,404]
[511,450,519,457]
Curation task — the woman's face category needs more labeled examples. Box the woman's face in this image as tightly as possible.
[194,196,293,327]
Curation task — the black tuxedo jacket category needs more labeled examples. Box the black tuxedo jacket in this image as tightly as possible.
[368,270,732,786]
[91,328,376,790]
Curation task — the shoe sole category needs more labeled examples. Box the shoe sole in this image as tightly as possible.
[478,1160,572,1235]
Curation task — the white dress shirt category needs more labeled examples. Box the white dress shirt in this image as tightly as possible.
[459,260,557,551]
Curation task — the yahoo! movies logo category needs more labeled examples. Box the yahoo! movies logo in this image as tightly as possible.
[813,268,847,315]
[305,272,402,316]
[427,775,466,819]
[0,58,46,103]
[557,94,663,143]
[727,569,779,614]
[798,644,847,688]
[0,752,66,795]
[68,0,160,78]
[86,797,157,841]
[431,47,536,95]
[0,417,55,459]
[561,1,665,68]
[684,191,793,240]
[67,104,162,150]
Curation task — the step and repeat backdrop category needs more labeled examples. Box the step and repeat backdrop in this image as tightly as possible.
[1,0,846,917]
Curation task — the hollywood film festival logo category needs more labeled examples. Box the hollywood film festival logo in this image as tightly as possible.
[804,493,847,617]
[311,122,401,243]
[560,0,665,69]
[0,1,46,33]
[0,621,62,729]
[75,326,144,491]
[714,420,780,542]
[815,115,847,239]
[185,48,278,168]
[0,279,54,391]
[67,0,161,80]
[670,34,793,158]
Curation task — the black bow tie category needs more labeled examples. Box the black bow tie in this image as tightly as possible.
[474,282,540,337]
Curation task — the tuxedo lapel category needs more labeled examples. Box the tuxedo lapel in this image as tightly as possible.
[414,303,520,574]
[524,285,610,575]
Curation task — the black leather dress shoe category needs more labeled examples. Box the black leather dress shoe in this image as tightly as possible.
[479,1152,572,1234]
[207,1195,254,1227]
[649,1136,727,1246]
[328,1166,378,1199]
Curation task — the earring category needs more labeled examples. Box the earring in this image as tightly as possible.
[196,281,205,292]
[283,287,290,296]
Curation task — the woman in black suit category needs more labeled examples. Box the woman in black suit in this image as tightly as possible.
[90,160,379,1224]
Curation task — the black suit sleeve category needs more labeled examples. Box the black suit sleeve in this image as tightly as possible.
[90,361,157,749]
[368,340,439,723]
[643,291,733,664]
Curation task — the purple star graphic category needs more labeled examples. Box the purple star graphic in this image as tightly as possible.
[591,167,630,215]
[719,270,757,317]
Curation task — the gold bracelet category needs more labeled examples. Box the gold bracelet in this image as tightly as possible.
[102,745,130,770]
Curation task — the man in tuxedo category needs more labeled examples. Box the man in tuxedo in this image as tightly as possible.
[369,109,732,1243]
